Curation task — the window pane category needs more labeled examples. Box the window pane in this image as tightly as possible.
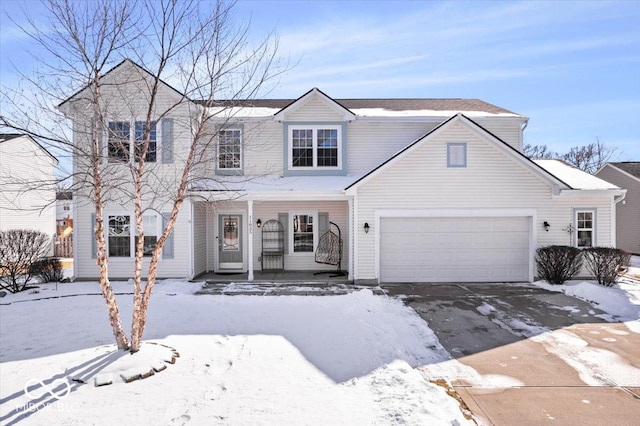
[108,215,130,257]
[134,121,156,163]
[135,215,158,256]
[317,129,338,167]
[218,129,242,169]
[293,214,313,252]
[577,230,592,248]
[223,217,239,251]
[292,129,313,167]
[108,122,130,162]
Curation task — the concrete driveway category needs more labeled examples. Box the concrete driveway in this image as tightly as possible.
[382,283,640,426]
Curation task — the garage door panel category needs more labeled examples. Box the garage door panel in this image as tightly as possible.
[380,217,530,283]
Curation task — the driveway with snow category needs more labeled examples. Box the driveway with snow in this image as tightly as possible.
[384,281,640,425]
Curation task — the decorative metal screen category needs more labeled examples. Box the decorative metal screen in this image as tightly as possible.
[261,219,284,271]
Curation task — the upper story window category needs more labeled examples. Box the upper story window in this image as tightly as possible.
[108,122,130,162]
[217,129,242,170]
[135,121,157,163]
[575,209,595,248]
[107,120,157,163]
[447,143,467,168]
[288,125,341,169]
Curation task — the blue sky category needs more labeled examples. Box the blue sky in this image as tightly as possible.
[1,0,639,160]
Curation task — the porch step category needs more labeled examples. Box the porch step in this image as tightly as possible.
[196,282,385,296]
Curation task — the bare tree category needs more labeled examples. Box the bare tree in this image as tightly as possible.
[524,138,616,174]
[560,138,615,174]
[523,143,555,159]
[1,0,282,352]
[0,229,51,293]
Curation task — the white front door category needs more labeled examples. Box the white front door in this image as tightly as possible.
[218,214,243,270]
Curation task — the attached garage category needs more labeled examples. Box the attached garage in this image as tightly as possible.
[379,216,531,283]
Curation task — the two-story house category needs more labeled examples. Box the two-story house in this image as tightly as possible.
[0,133,58,248]
[60,60,625,283]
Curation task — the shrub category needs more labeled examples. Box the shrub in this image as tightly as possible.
[31,257,64,283]
[583,247,630,287]
[0,229,51,293]
[535,245,583,284]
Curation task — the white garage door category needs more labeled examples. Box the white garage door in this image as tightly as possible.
[380,217,530,283]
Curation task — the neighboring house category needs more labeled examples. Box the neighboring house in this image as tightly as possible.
[0,133,58,247]
[59,60,625,282]
[596,162,640,254]
[56,191,73,237]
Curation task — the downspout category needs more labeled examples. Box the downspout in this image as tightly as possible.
[520,118,529,152]
[612,190,627,248]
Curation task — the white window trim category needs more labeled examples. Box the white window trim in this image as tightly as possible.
[216,128,243,171]
[106,212,163,259]
[288,211,318,255]
[107,119,159,164]
[288,125,342,170]
[574,209,596,248]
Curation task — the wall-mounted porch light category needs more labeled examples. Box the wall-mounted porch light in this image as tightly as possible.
[256,219,262,228]
[543,221,550,232]
[364,222,370,233]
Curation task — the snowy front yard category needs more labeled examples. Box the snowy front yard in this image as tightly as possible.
[0,281,471,425]
[2,258,639,426]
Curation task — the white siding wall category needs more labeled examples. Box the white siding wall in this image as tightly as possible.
[285,96,346,121]
[0,137,57,245]
[473,117,525,151]
[192,202,208,276]
[354,120,614,281]
[74,199,192,280]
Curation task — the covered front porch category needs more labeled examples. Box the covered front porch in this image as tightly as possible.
[190,187,353,281]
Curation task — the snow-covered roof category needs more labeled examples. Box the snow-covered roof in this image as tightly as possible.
[191,174,361,193]
[533,160,620,190]
[204,97,524,120]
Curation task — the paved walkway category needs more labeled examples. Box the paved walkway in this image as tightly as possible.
[382,283,640,426]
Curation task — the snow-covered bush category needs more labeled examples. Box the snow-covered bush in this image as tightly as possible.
[31,257,64,283]
[583,247,630,287]
[0,229,51,293]
[535,245,583,284]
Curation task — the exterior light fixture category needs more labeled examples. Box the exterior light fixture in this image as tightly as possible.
[256,219,262,228]
[543,221,550,232]
[364,222,370,233]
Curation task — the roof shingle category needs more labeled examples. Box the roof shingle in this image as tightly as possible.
[611,162,640,178]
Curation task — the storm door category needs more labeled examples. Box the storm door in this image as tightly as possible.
[218,214,243,270]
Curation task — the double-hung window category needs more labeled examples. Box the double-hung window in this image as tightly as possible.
[107,120,157,163]
[289,126,341,169]
[217,129,242,170]
[575,210,595,248]
[108,122,130,162]
[134,121,157,163]
[108,215,131,257]
[291,213,315,253]
[108,213,159,257]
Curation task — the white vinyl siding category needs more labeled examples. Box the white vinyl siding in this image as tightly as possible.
[353,120,614,281]
[192,202,208,277]
[285,96,346,121]
[0,136,57,244]
[74,201,191,279]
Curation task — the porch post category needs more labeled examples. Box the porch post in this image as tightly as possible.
[348,196,354,281]
[247,199,254,281]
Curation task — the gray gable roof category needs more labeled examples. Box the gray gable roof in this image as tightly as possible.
[198,98,516,115]
[611,162,640,178]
